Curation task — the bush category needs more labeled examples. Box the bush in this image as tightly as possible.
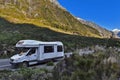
[47,61,54,66]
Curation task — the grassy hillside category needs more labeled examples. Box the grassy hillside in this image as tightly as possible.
[78,18,112,38]
[0,17,120,57]
[0,0,108,38]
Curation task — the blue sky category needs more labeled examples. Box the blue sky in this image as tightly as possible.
[58,0,120,31]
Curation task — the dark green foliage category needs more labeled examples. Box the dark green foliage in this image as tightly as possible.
[0,69,11,79]
[0,68,50,80]
[47,61,54,66]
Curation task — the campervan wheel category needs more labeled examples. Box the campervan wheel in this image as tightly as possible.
[22,62,28,67]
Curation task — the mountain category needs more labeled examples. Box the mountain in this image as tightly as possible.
[112,29,120,38]
[0,0,112,38]
[0,0,120,58]
[77,17,112,38]
[49,0,64,9]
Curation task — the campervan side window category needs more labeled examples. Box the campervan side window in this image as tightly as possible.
[44,46,54,53]
[57,45,63,52]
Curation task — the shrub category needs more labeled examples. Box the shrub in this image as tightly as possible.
[47,61,54,66]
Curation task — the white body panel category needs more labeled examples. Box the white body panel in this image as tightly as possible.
[10,40,64,65]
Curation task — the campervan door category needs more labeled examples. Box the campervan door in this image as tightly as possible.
[40,44,56,60]
[37,42,64,61]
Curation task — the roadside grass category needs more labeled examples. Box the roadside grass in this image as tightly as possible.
[53,48,120,80]
[0,68,50,80]
[0,48,120,80]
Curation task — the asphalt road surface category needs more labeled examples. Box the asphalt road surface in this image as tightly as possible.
[0,53,71,70]
[0,59,11,70]
[0,59,58,70]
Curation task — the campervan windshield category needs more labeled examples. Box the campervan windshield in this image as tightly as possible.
[16,48,30,56]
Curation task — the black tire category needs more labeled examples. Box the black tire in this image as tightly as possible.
[22,62,28,68]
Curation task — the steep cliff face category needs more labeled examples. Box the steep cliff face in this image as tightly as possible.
[0,0,111,38]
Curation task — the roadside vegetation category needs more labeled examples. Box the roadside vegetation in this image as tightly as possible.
[53,47,120,80]
[0,68,51,80]
[0,48,120,80]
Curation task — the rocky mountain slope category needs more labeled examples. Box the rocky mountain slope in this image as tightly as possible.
[77,18,112,38]
[0,0,112,38]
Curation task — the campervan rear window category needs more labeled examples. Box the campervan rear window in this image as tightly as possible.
[44,46,54,53]
[57,45,63,52]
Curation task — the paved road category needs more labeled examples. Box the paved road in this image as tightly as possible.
[0,53,71,70]
[0,59,58,70]
[0,59,11,70]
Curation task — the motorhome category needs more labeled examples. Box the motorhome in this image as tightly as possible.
[10,40,64,67]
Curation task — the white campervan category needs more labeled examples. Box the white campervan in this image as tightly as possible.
[10,40,64,67]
